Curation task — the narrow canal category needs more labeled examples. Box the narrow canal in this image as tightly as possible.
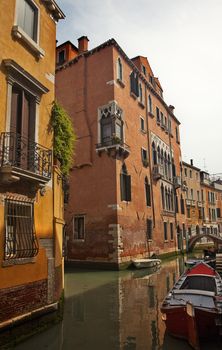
[15,256,221,350]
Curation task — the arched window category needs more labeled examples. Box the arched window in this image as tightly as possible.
[167,154,171,180]
[164,152,168,177]
[100,102,123,146]
[120,164,131,201]
[145,177,151,206]
[165,187,168,210]
[160,149,164,165]
[168,188,171,211]
[117,58,123,81]
[157,146,160,164]
[148,95,152,113]
[161,184,165,209]
[171,189,174,211]
[152,142,157,165]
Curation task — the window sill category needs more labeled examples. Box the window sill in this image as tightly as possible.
[147,112,155,118]
[164,240,169,243]
[12,25,45,59]
[142,161,149,168]
[2,257,36,267]
[140,129,147,135]
[73,239,85,242]
[157,120,161,126]
[147,239,153,242]
[116,78,125,88]
[138,101,145,109]
[130,91,138,100]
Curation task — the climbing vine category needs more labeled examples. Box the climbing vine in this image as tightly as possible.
[51,101,76,176]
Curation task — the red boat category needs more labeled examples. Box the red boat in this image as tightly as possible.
[161,262,222,349]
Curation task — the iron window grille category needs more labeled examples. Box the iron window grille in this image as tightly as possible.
[73,216,85,240]
[4,198,38,260]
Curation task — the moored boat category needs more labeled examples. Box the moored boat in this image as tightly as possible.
[161,262,222,349]
[132,258,161,269]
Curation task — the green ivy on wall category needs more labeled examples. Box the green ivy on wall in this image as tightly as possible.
[51,101,76,176]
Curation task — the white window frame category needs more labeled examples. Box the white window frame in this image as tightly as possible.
[13,0,45,58]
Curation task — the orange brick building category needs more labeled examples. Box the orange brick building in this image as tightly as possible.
[56,37,186,269]
[0,0,65,342]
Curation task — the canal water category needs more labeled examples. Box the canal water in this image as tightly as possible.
[15,256,221,350]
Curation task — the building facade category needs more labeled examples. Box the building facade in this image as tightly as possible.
[56,36,186,269]
[0,0,64,341]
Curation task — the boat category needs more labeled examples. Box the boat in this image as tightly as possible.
[132,258,161,269]
[185,257,216,269]
[161,262,222,349]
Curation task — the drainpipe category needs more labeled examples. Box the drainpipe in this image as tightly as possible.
[83,55,93,164]
[145,88,155,229]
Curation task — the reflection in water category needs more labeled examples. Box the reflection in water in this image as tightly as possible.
[14,257,221,350]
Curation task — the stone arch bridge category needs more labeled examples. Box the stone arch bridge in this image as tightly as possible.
[188,234,222,252]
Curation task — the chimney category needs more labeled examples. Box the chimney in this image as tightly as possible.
[169,105,175,113]
[78,36,89,54]
[190,159,193,166]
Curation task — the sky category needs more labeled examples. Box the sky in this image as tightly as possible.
[56,0,222,175]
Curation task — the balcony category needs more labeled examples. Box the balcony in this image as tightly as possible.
[0,132,52,185]
[197,200,204,207]
[173,176,182,189]
[186,199,196,207]
[152,164,164,180]
[96,137,130,159]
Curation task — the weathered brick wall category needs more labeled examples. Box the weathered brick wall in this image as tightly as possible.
[0,279,47,323]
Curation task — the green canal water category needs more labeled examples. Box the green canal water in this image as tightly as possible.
[15,256,221,350]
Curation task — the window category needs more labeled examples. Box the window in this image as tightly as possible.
[117,58,123,81]
[148,95,152,113]
[145,177,151,206]
[2,60,51,178]
[73,216,85,240]
[140,117,145,131]
[191,189,193,199]
[164,222,168,241]
[4,198,38,260]
[139,83,143,103]
[217,208,221,218]
[58,50,65,65]
[147,219,152,240]
[190,170,192,178]
[152,142,157,165]
[17,0,38,42]
[180,195,185,214]
[182,223,186,239]
[201,189,204,201]
[187,207,190,218]
[156,107,160,123]
[170,223,174,240]
[175,195,178,213]
[142,65,146,76]
[141,148,148,167]
[197,190,200,201]
[120,164,131,201]
[184,168,187,177]
[161,184,165,209]
[130,71,139,97]
[99,102,123,146]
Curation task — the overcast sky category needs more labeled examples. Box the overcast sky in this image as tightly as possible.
[56,0,222,175]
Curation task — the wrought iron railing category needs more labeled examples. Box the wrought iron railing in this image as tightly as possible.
[0,132,52,179]
[4,198,39,260]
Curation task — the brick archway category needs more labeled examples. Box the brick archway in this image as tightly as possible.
[188,234,222,252]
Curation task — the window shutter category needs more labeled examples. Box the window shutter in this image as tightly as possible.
[120,173,125,201]
[126,174,131,201]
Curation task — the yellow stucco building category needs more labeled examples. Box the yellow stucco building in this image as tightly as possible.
[0,0,65,343]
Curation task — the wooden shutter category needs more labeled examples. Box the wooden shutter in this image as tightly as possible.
[126,175,131,201]
[120,173,125,201]
[11,87,21,133]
